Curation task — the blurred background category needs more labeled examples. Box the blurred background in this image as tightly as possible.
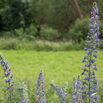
[1,1,103,102]
[0,0,103,51]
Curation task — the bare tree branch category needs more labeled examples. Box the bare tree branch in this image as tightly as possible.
[73,0,83,20]
[93,0,97,2]
[68,0,83,20]
[68,0,77,11]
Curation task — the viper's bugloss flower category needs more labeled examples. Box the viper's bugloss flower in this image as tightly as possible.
[81,72,84,75]
[71,75,83,103]
[90,20,93,23]
[81,2,100,103]
[88,91,91,94]
[36,70,46,103]
[18,82,29,103]
[50,82,67,103]
[83,68,88,72]
[94,67,98,70]
[91,59,95,63]
[84,48,88,51]
[0,53,14,102]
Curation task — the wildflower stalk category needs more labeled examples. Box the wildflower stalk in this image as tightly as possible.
[81,2,100,103]
[0,53,14,103]
[18,82,28,103]
[36,69,46,103]
[71,75,82,103]
[50,82,68,103]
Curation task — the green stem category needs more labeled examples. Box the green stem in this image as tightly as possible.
[9,82,12,103]
[88,47,92,103]
[20,88,23,102]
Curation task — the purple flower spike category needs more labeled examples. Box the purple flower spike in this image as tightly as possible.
[0,53,14,102]
[81,2,100,102]
[36,70,46,102]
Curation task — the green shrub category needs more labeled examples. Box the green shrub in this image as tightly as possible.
[40,25,61,41]
[68,18,90,43]
[14,24,38,40]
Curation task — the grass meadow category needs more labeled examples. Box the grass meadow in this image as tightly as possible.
[0,50,103,102]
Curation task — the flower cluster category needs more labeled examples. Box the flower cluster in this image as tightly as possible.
[18,82,28,103]
[81,2,100,103]
[0,53,14,102]
[50,83,67,103]
[36,70,46,103]
[71,75,83,103]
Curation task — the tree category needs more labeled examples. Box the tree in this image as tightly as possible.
[3,0,31,31]
[0,0,6,31]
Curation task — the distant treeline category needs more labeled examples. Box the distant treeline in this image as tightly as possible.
[0,0,103,42]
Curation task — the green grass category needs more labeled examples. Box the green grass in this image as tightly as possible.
[0,50,103,102]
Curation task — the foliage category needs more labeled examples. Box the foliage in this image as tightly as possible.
[31,0,77,34]
[68,18,103,43]
[31,0,103,35]
[0,37,84,51]
[68,18,90,43]
[40,25,61,41]
[0,0,6,31]
[3,0,31,31]
[14,24,38,40]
